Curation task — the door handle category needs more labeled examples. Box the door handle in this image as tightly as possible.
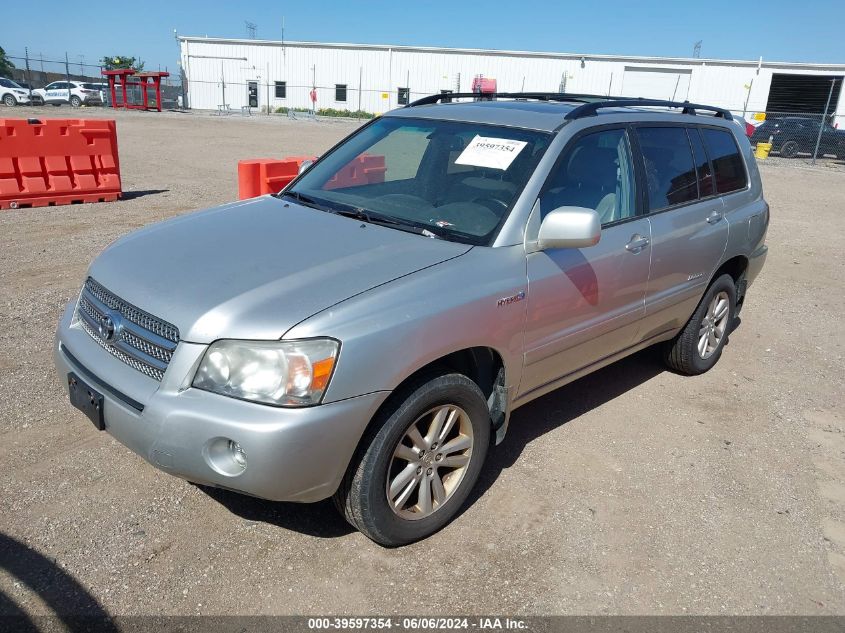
[625,234,650,253]
[707,210,724,224]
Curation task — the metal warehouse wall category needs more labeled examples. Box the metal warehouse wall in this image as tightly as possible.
[179,37,845,125]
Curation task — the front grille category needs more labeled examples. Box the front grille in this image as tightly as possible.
[76,278,180,382]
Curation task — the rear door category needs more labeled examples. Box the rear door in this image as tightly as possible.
[635,125,733,339]
[521,126,652,397]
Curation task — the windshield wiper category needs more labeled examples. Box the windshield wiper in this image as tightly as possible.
[332,206,445,240]
[280,190,335,212]
[283,191,445,240]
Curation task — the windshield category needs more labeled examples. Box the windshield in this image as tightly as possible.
[82,83,102,90]
[286,116,551,245]
[0,78,22,89]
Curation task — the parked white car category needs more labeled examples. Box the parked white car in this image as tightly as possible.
[0,77,33,106]
[32,81,104,107]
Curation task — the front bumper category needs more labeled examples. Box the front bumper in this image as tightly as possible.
[54,302,389,502]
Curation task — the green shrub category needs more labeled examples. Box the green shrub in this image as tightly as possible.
[316,108,374,119]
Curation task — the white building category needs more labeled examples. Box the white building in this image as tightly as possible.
[178,36,845,125]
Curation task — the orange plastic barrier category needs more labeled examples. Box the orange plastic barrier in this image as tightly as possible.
[237,154,387,200]
[0,118,122,210]
[237,155,315,200]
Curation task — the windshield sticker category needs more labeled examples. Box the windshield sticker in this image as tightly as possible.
[454,136,528,170]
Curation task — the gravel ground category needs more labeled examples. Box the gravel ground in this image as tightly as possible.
[0,106,843,617]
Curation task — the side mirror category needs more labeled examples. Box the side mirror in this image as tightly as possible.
[298,159,315,175]
[538,206,601,250]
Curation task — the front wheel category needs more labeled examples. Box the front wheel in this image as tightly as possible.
[2,94,16,107]
[664,274,736,375]
[334,373,490,546]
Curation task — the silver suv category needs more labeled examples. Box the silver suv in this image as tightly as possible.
[54,93,769,546]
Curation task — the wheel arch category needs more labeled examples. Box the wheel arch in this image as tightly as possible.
[712,254,749,310]
[348,346,508,473]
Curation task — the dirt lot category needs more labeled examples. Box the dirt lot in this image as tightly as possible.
[0,107,843,617]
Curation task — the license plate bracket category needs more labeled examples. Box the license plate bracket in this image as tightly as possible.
[68,373,105,430]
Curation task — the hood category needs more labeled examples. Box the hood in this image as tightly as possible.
[89,196,471,343]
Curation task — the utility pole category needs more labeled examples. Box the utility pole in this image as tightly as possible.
[693,41,702,58]
[245,21,257,39]
[24,47,33,101]
[65,52,71,102]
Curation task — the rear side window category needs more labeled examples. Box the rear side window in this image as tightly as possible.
[701,129,747,194]
[687,128,714,197]
[637,127,698,210]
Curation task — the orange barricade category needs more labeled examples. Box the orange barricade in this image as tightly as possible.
[0,118,122,210]
[237,155,315,200]
[237,154,387,199]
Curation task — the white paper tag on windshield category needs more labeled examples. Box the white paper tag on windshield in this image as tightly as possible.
[454,135,528,170]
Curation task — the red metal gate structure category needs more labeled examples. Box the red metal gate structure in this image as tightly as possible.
[102,69,170,112]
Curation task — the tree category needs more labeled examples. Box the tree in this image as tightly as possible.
[101,55,144,72]
[0,46,15,78]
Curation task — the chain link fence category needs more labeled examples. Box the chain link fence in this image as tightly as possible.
[4,50,182,109]
[746,112,844,162]
[181,78,445,118]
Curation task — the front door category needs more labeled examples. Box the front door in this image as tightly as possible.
[247,82,258,108]
[520,127,651,399]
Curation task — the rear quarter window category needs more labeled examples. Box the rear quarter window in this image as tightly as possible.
[701,128,747,194]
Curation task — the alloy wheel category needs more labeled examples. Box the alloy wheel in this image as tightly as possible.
[698,291,730,359]
[386,404,474,520]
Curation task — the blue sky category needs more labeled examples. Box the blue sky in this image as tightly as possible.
[4,0,842,72]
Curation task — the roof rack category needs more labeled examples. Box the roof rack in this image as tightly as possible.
[564,98,733,120]
[406,92,623,108]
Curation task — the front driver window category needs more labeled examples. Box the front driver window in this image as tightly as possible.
[540,128,636,225]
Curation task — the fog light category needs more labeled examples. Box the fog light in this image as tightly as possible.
[204,437,248,477]
[229,440,247,469]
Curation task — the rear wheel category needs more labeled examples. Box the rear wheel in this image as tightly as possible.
[2,94,16,107]
[334,373,490,546]
[70,95,82,108]
[780,140,799,158]
[664,274,736,375]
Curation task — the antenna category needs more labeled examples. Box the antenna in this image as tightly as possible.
[245,21,257,39]
[693,40,702,58]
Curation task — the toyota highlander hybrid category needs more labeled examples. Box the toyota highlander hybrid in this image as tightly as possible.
[55,93,769,546]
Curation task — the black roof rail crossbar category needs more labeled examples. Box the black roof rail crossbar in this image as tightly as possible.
[406,92,628,108]
[565,98,733,120]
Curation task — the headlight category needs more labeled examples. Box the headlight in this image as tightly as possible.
[192,338,339,407]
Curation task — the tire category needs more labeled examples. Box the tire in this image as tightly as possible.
[70,96,82,108]
[334,373,491,547]
[2,94,16,107]
[664,274,736,376]
[780,140,799,158]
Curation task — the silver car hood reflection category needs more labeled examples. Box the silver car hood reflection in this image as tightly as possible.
[88,196,472,343]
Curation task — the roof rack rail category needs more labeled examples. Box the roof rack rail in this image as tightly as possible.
[564,98,733,120]
[406,92,625,108]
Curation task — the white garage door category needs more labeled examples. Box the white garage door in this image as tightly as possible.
[621,67,692,101]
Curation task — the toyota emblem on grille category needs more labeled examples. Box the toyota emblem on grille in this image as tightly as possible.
[98,312,121,344]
